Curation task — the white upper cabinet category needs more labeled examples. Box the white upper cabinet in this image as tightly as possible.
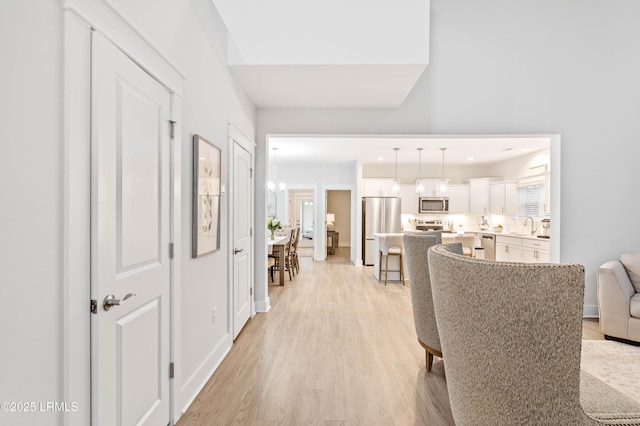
[489,181,518,216]
[399,184,419,214]
[445,184,469,214]
[468,179,492,215]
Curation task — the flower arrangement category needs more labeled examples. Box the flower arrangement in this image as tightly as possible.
[267,218,282,240]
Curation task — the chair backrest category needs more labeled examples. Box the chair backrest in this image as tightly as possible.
[427,245,593,425]
[275,225,291,237]
[285,228,295,253]
[291,227,300,252]
[403,234,450,354]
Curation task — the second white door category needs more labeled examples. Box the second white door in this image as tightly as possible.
[232,140,253,339]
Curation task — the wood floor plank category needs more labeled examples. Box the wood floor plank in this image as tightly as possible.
[177,247,604,425]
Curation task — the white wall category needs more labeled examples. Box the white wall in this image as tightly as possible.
[257,0,640,317]
[215,0,430,65]
[1,1,255,425]
[488,148,551,181]
[364,162,491,184]
[0,2,65,425]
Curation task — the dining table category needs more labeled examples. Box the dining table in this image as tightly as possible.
[268,234,290,286]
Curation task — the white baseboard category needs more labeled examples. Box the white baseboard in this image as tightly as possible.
[255,297,271,313]
[583,304,599,318]
[176,334,232,422]
[338,242,351,247]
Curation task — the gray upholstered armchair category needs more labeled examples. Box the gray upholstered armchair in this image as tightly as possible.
[403,232,462,372]
[427,244,598,425]
[597,253,640,343]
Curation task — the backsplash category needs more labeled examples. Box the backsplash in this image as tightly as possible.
[401,213,544,235]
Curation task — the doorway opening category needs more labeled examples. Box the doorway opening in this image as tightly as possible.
[326,189,352,262]
[289,189,315,257]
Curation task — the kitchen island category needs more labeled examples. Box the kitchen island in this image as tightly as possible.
[372,233,406,282]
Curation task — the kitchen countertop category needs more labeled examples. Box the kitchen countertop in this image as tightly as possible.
[453,229,550,241]
[389,230,551,241]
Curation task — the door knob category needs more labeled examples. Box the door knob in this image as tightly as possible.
[103,293,136,311]
[234,248,243,254]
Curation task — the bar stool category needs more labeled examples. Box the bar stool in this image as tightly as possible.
[379,235,405,285]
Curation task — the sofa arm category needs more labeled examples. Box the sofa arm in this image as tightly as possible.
[597,260,635,338]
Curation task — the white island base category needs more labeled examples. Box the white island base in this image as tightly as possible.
[372,233,407,283]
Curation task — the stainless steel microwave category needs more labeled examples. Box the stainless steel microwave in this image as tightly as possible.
[419,197,449,214]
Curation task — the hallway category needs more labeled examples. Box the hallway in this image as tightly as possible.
[177,248,454,424]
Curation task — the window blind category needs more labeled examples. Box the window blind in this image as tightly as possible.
[518,183,545,218]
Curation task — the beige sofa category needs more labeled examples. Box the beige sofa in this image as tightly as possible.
[597,253,640,343]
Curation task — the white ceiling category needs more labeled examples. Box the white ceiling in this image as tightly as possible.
[229,64,427,108]
[211,0,430,108]
[268,135,551,166]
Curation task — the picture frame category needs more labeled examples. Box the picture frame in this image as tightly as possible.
[267,193,277,218]
[192,134,221,257]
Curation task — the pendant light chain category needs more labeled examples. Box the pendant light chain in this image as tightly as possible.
[416,148,424,194]
[440,147,448,193]
[392,147,400,193]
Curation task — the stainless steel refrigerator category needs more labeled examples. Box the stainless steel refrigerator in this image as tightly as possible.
[362,197,402,265]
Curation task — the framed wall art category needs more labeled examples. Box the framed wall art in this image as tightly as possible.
[192,134,221,257]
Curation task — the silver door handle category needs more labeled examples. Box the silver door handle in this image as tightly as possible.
[234,248,243,254]
[103,293,136,311]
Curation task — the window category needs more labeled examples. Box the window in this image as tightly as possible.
[518,183,547,218]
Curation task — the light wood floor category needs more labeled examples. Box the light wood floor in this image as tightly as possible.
[177,247,604,425]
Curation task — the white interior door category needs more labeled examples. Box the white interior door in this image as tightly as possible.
[232,141,253,339]
[91,32,172,426]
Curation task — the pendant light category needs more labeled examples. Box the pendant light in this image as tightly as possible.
[415,148,424,194]
[392,147,400,193]
[439,147,448,193]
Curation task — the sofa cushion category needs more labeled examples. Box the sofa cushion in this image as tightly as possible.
[631,294,640,319]
[619,253,640,293]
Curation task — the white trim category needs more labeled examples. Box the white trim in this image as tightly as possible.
[169,96,183,424]
[322,184,357,264]
[64,3,185,425]
[228,121,257,148]
[175,335,233,422]
[63,0,184,97]
[583,304,599,318]
[549,135,561,264]
[255,299,271,313]
[63,10,92,426]
[228,127,257,338]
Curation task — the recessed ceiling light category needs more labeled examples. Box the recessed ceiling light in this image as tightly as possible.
[378,157,384,161]
[467,157,474,161]
[521,148,530,152]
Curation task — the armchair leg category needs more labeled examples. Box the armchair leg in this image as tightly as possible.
[418,340,443,373]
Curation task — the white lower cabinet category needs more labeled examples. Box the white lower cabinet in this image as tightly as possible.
[496,236,550,263]
[521,239,550,263]
[495,236,522,262]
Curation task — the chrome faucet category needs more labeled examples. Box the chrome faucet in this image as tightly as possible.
[523,216,536,235]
